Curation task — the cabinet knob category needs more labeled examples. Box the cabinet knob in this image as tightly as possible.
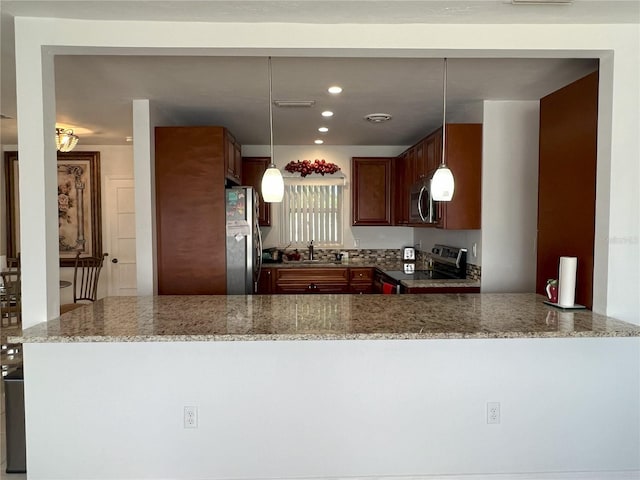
[111,258,118,264]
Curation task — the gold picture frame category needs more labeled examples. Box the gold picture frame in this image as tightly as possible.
[4,151,103,267]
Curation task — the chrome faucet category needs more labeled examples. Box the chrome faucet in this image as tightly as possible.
[308,240,314,261]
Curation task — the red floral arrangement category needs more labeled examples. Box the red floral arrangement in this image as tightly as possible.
[284,159,341,177]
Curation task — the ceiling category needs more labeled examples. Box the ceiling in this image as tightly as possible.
[0,1,635,147]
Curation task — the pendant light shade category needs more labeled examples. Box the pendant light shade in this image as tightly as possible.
[261,164,284,202]
[430,58,455,202]
[260,57,284,203]
[431,164,455,201]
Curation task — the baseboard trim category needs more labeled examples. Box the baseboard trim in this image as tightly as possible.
[342,473,640,480]
[279,473,640,480]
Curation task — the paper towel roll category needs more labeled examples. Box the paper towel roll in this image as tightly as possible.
[558,256,577,307]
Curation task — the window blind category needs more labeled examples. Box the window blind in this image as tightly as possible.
[280,184,343,247]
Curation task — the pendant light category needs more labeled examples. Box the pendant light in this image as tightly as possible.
[261,56,284,203]
[431,58,455,202]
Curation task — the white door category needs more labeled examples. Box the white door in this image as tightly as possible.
[105,177,137,296]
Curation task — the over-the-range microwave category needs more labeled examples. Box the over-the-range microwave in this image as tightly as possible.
[409,174,438,224]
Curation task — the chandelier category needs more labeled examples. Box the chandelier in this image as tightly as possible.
[55,128,79,152]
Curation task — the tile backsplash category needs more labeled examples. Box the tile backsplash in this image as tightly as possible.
[282,248,482,279]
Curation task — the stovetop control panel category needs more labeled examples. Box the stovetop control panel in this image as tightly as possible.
[431,244,467,269]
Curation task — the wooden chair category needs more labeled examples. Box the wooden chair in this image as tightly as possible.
[1,268,21,327]
[60,252,108,314]
[7,254,21,269]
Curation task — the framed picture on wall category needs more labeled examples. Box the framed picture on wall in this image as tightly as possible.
[4,151,103,267]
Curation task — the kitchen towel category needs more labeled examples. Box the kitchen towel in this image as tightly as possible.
[382,282,395,294]
[558,256,577,307]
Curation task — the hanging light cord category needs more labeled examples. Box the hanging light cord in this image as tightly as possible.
[441,58,447,167]
[268,56,275,167]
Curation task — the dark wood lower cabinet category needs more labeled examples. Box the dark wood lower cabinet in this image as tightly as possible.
[349,268,374,294]
[259,266,476,295]
[257,267,274,294]
[274,268,349,294]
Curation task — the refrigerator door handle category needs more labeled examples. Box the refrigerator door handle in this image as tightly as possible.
[255,215,263,293]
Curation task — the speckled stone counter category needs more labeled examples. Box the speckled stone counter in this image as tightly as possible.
[10,293,640,343]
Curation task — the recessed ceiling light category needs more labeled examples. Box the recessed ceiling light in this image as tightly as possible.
[314,139,324,145]
[364,113,392,123]
[321,111,334,117]
[318,127,329,133]
[328,86,343,94]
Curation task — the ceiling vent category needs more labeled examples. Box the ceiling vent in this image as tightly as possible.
[364,113,392,123]
[512,0,573,4]
[274,100,316,108]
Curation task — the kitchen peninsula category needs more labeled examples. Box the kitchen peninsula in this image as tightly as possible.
[12,294,640,479]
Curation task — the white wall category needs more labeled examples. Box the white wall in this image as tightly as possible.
[243,144,413,250]
[24,338,640,479]
[0,144,134,304]
[481,101,540,293]
[132,100,181,296]
[59,145,134,304]
[12,20,640,322]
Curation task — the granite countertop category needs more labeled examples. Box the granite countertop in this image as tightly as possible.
[10,294,640,343]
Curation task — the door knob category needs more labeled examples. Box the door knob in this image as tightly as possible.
[111,258,118,264]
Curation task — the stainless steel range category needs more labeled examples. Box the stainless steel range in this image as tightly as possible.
[381,244,468,291]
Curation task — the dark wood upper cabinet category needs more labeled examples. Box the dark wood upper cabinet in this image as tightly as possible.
[435,124,483,230]
[393,153,409,225]
[537,71,598,309]
[224,129,242,185]
[241,156,271,226]
[424,133,441,173]
[396,124,482,229]
[352,157,394,226]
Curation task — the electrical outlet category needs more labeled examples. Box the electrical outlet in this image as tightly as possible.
[184,406,198,428]
[487,402,500,424]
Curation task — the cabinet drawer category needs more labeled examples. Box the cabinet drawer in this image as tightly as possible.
[349,267,373,283]
[275,268,349,283]
[350,284,374,294]
[275,283,349,294]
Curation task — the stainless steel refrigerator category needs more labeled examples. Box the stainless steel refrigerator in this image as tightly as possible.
[225,187,263,294]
